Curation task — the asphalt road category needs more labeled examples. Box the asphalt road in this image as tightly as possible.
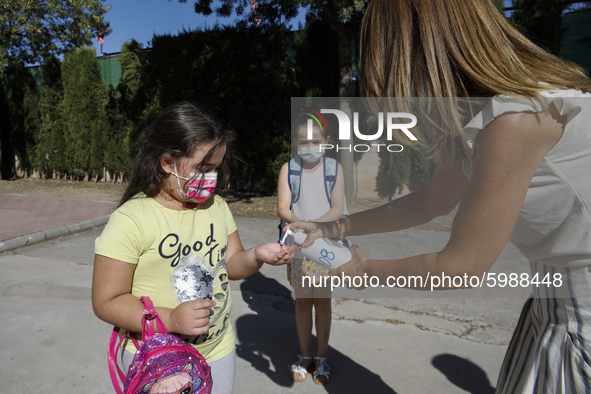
[0,215,533,393]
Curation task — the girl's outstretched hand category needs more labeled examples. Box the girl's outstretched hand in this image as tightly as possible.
[289,220,345,247]
[169,299,216,336]
[254,242,294,266]
[328,245,371,290]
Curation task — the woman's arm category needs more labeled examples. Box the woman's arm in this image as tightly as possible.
[293,156,469,244]
[332,110,564,287]
[92,255,214,335]
[277,162,302,223]
[225,230,293,280]
[314,162,346,222]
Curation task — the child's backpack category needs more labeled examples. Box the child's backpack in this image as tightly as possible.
[108,296,213,394]
[278,156,349,245]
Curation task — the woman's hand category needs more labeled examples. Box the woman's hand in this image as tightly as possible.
[289,220,346,247]
[169,299,216,336]
[254,242,293,266]
[328,245,372,290]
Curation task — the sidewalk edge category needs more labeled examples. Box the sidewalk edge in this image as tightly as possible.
[0,215,111,253]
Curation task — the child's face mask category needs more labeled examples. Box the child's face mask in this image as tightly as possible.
[298,146,324,163]
[172,162,217,203]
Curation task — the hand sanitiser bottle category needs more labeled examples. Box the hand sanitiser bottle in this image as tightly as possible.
[281,229,352,270]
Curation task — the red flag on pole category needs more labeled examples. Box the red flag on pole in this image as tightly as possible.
[97,30,104,46]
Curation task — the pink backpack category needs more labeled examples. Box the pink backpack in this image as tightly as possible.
[108,296,213,394]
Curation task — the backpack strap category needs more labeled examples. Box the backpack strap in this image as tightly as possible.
[278,158,302,242]
[140,296,166,340]
[107,296,166,394]
[323,157,348,216]
[108,327,126,394]
[324,157,336,206]
[108,330,140,394]
[289,156,303,205]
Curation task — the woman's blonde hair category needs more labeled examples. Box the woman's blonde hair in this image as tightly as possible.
[360,0,591,164]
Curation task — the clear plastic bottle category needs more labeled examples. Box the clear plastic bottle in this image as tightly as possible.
[282,229,352,270]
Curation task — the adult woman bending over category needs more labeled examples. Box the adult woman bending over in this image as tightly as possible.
[294,1,591,392]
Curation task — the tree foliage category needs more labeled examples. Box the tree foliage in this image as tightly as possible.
[37,55,64,177]
[491,0,505,12]
[0,8,438,194]
[293,18,339,97]
[0,79,14,178]
[61,47,104,178]
[117,40,148,165]
[3,60,39,176]
[178,0,367,198]
[0,0,111,76]
[188,0,298,27]
[511,1,591,55]
[2,48,123,181]
[0,0,111,179]
[511,0,565,54]
[142,25,297,194]
[103,84,126,179]
[183,0,366,25]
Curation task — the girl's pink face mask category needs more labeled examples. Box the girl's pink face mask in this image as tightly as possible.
[172,163,217,203]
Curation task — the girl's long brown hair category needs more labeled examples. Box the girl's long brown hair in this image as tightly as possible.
[119,102,233,207]
[360,0,591,164]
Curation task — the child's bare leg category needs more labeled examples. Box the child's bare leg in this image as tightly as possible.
[313,287,332,357]
[311,287,332,384]
[291,288,314,381]
[294,287,314,361]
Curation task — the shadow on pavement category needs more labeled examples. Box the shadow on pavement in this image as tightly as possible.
[235,272,396,393]
[432,354,496,394]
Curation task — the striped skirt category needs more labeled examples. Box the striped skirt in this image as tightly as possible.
[496,262,591,393]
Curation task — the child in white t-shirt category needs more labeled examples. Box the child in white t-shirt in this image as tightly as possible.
[277,115,348,385]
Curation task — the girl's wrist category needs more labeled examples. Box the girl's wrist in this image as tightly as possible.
[155,307,174,333]
[251,247,265,267]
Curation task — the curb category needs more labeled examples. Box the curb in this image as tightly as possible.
[0,215,111,254]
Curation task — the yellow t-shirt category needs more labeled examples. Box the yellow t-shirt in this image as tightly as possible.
[94,194,237,363]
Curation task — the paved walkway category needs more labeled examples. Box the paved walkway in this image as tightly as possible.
[0,193,532,393]
[0,194,117,251]
[0,194,117,241]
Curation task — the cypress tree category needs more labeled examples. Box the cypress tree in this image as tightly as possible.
[0,82,14,179]
[89,113,102,179]
[37,55,64,178]
[103,84,124,181]
[117,40,146,176]
[23,85,40,177]
[52,101,67,179]
[61,47,102,180]
[4,60,39,177]
[90,79,114,182]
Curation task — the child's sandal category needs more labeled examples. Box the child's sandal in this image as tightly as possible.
[312,356,331,385]
[290,355,313,382]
